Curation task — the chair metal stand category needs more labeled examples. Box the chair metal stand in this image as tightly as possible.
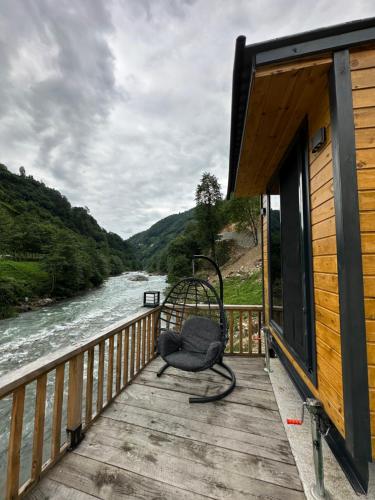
[189,361,236,404]
[155,360,236,404]
[157,362,170,377]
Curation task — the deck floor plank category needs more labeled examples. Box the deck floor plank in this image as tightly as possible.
[144,364,274,391]
[104,400,294,463]
[133,370,278,410]
[27,357,305,500]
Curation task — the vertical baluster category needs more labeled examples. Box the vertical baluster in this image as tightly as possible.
[97,341,105,413]
[67,353,84,448]
[147,313,152,362]
[6,386,25,499]
[51,364,65,460]
[142,317,146,367]
[123,327,129,385]
[239,311,243,354]
[152,311,158,358]
[31,374,47,481]
[136,321,141,373]
[85,348,94,426]
[130,324,135,379]
[116,332,123,394]
[229,310,234,354]
[248,311,253,355]
[107,336,114,402]
[258,311,262,354]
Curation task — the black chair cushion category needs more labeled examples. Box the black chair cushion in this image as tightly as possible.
[180,316,221,354]
[158,316,224,372]
[164,351,207,371]
[158,331,182,357]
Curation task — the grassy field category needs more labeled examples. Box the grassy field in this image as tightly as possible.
[0,260,48,285]
[218,270,262,305]
[0,260,49,318]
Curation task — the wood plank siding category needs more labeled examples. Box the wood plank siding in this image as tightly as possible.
[262,71,345,437]
[350,46,375,459]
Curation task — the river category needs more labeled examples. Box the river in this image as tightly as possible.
[0,272,167,495]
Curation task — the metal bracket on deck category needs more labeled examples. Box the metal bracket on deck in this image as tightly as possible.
[287,399,331,499]
[67,424,84,450]
[261,327,273,373]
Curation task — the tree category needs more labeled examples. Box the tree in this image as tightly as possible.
[195,172,223,257]
[226,196,260,246]
[19,166,26,177]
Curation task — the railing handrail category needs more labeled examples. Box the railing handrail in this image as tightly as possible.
[0,306,160,399]
[166,303,263,311]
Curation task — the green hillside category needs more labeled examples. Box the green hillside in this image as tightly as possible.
[0,164,137,317]
[128,208,195,271]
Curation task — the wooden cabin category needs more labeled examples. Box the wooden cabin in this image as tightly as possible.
[227,17,375,494]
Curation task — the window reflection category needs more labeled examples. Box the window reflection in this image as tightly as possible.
[269,185,283,328]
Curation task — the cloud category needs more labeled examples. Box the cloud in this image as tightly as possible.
[1,0,375,237]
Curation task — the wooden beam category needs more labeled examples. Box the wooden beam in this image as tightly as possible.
[256,55,332,78]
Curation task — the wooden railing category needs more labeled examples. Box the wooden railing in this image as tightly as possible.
[0,307,159,499]
[0,304,263,499]
[224,305,264,356]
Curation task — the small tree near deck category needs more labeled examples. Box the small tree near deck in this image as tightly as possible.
[226,196,260,246]
[195,172,223,258]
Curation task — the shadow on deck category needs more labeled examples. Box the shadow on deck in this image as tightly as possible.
[28,357,305,499]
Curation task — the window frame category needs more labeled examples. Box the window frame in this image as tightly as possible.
[266,120,317,386]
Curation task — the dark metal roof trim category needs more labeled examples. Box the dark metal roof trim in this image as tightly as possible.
[255,25,375,66]
[247,17,375,62]
[227,36,247,199]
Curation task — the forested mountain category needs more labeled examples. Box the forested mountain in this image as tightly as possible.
[128,173,260,284]
[128,208,195,271]
[0,164,137,316]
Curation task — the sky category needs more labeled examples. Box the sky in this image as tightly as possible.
[1,1,375,238]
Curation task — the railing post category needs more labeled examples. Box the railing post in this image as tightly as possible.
[6,386,25,500]
[51,364,65,460]
[85,348,94,426]
[31,374,47,482]
[130,324,135,378]
[142,317,146,367]
[97,341,105,412]
[152,310,158,358]
[107,336,114,402]
[123,327,129,385]
[66,353,84,449]
[248,311,253,354]
[116,332,123,394]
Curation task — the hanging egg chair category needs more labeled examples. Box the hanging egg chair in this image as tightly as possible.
[156,255,236,403]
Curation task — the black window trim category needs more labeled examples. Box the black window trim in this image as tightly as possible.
[267,119,317,386]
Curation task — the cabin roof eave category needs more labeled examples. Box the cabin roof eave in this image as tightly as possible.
[227,16,375,199]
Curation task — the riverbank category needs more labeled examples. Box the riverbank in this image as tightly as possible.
[0,259,141,319]
[0,272,167,375]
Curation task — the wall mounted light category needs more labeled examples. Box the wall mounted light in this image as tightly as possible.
[311,127,326,153]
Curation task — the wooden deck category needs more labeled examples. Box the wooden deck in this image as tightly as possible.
[27,357,305,499]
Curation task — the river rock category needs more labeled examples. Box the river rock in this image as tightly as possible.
[128,274,149,282]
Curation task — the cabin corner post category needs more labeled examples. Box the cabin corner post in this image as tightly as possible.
[329,49,371,485]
